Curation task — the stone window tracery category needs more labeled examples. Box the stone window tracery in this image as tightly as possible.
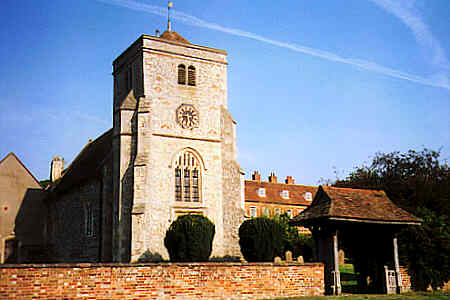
[175,150,202,202]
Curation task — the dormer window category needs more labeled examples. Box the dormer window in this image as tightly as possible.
[257,188,266,197]
[304,192,313,201]
[281,190,289,199]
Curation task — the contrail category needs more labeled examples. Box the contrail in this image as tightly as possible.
[97,0,450,91]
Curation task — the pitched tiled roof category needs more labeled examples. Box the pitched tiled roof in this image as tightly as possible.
[159,30,190,44]
[245,180,317,206]
[291,186,422,225]
[49,129,113,193]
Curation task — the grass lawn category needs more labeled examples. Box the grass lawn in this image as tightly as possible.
[272,291,450,300]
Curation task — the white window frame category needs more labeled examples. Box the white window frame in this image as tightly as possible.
[304,192,313,201]
[281,190,289,199]
[249,206,257,218]
[257,188,266,197]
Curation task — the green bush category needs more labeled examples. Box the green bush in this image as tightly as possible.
[238,216,284,262]
[164,214,215,262]
[209,255,241,262]
[136,250,166,263]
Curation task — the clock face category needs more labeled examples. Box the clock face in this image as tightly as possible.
[176,104,199,129]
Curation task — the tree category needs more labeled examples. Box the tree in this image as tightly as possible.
[273,213,315,261]
[334,148,450,290]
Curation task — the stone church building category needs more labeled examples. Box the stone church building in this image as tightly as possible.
[46,30,244,262]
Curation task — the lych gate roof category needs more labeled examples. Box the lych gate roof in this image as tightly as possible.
[245,180,317,206]
[291,186,422,225]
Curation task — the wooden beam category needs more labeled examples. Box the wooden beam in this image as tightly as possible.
[333,230,341,295]
[393,236,402,293]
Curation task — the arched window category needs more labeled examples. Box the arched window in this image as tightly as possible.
[188,66,196,86]
[174,150,201,202]
[178,64,186,85]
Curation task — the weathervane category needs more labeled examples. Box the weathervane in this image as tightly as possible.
[168,1,173,31]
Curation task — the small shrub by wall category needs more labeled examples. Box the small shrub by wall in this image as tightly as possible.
[164,214,215,262]
[0,262,324,299]
[239,216,284,262]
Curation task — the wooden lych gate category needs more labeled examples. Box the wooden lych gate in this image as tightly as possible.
[290,186,421,295]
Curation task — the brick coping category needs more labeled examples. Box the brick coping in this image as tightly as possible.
[0,261,323,269]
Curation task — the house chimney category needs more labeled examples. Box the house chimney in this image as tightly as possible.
[268,172,277,183]
[285,176,295,184]
[252,171,261,182]
[50,155,64,182]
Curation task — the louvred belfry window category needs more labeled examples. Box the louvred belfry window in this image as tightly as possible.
[188,66,196,86]
[178,64,186,85]
[174,150,202,202]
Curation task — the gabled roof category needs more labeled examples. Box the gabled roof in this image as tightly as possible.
[291,186,422,225]
[49,129,113,193]
[245,180,317,206]
[0,152,41,187]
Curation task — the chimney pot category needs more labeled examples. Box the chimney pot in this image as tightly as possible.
[252,171,261,182]
[268,172,278,183]
[50,155,64,182]
[285,176,295,184]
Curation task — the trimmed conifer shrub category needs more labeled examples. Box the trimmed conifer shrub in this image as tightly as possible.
[238,216,284,262]
[164,214,215,262]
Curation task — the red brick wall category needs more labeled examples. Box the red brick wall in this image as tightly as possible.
[399,267,412,292]
[0,262,324,299]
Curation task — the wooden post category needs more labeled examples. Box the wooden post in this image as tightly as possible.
[393,236,402,293]
[333,230,341,295]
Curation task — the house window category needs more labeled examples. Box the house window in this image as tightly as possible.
[262,207,270,216]
[249,206,257,217]
[281,190,289,199]
[188,66,196,86]
[85,203,94,237]
[304,192,313,201]
[174,150,202,202]
[178,64,186,85]
[257,188,266,197]
[287,209,293,219]
[275,208,281,215]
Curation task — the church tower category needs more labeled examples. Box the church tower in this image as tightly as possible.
[112,28,244,261]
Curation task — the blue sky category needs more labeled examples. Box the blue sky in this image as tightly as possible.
[0,0,449,185]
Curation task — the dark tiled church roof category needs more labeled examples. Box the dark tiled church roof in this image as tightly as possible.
[245,180,317,206]
[50,129,113,193]
[291,186,422,225]
[159,30,190,44]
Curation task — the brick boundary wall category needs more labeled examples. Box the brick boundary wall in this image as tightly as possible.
[0,262,324,299]
[399,267,412,292]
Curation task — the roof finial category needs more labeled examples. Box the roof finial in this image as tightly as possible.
[168,1,173,31]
